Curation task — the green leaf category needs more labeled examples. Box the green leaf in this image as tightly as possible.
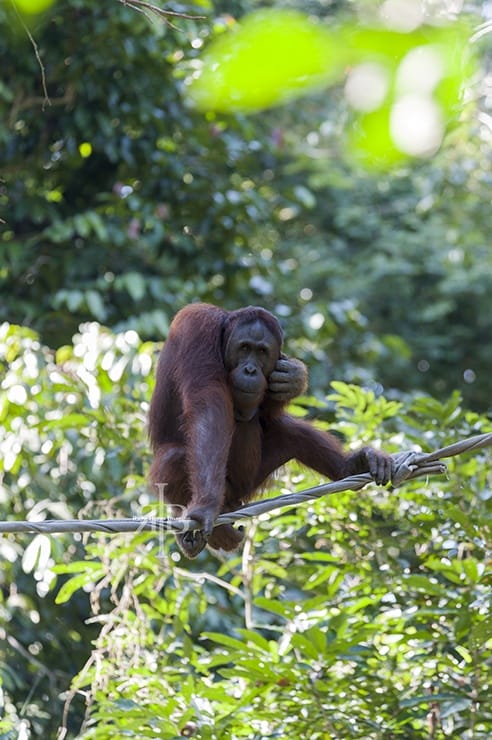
[188,9,348,113]
[236,629,272,654]
[469,619,492,649]
[124,272,147,302]
[290,632,324,661]
[15,0,56,15]
[202,632,251,652]
[446,504,479,540]
[404,574,449,597]
[55,572,99,604]
[85,290,107,320]
[38,413,92,430]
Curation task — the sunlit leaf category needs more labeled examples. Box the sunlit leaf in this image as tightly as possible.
[344,24,474,166]
[55,573,97,604]
[188,10,474,165]
[188,9,348,113]
[13,0,56,14]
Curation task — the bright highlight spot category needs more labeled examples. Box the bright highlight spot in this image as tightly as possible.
[345,63,390,112]
[309,313,325,330]
[380,0,424,32]
[390,94,443,156]
[79,142,93,158]
[46,189,63,203]
[396,46,445,95]
[7,385,28,404]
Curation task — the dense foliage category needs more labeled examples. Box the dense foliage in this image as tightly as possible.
[1,325,492,738]
[1,0,491,407]
[1,0,492,737]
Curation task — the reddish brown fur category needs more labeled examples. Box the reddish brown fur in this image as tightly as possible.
[149,303,391,556]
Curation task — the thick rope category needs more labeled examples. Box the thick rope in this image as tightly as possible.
[1,432,491,536]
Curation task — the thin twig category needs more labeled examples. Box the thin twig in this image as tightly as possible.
[10,1,50,108]
[118,0,205,22]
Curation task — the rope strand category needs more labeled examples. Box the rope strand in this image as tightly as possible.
[1,432,491,536]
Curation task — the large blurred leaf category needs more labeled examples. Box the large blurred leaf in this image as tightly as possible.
[13,0,56,14]
[188,9,349,113]
[188,10,474,164]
